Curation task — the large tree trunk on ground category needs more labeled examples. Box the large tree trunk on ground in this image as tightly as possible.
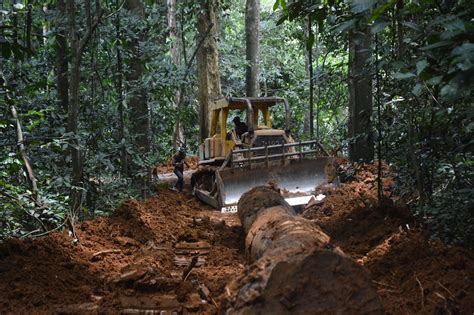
[245,0,260,97]
[224,186,383,314]
[196,0,221,141]
[348,21,374,162]
[125,0,149,154]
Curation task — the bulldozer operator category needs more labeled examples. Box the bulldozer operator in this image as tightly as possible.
[172,147,190,192]
[233,116,248,138]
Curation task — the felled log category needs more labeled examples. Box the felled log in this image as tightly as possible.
[224,186,383,314]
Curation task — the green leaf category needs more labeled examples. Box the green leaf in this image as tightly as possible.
[332,19,356,34]
[273,0,280,11]
[412,83,423,96]
[416,59,429,76]
[371,21,390,33]
[450,43,474,71]
[370,0,396,22]
[393,72,416,79]
[427,75,443,85]
[420,41,453,51]
[401,21,422,32]
[350,0,376,13]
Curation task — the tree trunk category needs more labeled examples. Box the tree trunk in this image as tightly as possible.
[224,187,383,314]
[56,0,69,113]
[307,17,314,138]
[167,0,184,148]
[66,0,82,222]
[25,0,32,55]
[66,0,101,223]
[196,0,221,141]
[115,0,127,175]
[245,0,260,97]
[303,20,310,137]
[348,21,374,162]
[125,0,149,154]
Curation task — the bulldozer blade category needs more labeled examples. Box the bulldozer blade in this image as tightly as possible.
[217,157,335,209]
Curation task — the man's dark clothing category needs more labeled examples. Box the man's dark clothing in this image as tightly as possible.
[235,121,248,138]
[173,152,186,191]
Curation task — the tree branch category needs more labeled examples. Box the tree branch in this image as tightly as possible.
[10,105,38,197]
[77,0,104,57]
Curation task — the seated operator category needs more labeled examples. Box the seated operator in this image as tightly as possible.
[233,116,248,138]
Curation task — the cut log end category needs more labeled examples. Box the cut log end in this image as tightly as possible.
[238,186,294,233]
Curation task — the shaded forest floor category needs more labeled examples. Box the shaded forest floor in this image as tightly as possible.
[0,163,473,314]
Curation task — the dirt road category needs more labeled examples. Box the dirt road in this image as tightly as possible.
[0,162,473,314]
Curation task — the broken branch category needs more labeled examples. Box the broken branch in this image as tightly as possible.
[415,276,424,309]
[182,255,199,281]
[92,249,122,257]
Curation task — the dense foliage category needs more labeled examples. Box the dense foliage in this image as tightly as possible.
[1,0,472,248]
[274,0,473,247]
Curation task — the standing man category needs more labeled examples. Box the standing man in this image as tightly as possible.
[172,147,189,192]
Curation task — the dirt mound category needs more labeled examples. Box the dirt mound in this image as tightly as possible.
[367,230,474,314]
[303,162,474,314]
[0,189,245,314]
[155,155,200,174]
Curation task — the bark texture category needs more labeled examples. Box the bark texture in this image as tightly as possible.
[224,186,383,314]
[167,0,184,148]
[348,22,374,162]
[66,0,101,221]
[196,0,221,141]
[115,0,127,174]
[56,0,69,112]
[125,0,149,153]
[245,0,260,97]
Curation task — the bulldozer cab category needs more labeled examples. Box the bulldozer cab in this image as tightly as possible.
[199,97,291,163]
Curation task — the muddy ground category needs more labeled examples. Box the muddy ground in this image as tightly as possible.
[304,163,474,314]
[0,163,473,314]
[0,189,245,314]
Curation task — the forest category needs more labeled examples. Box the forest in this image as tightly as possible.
[0,0,473,313]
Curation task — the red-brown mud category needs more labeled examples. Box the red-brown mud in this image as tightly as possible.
[155,156,200,174]
[0,162,473,314]
[0,190,244,314]
[303,162,474,314]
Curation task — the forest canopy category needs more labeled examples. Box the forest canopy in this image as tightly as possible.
[0,0,472,247]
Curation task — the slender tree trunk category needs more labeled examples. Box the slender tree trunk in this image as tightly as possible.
[348,20,374,162]
[245,0,260,97]
[303,21,310,137]
[66,0,83,221]
[66,0,101,223]
[25,0,32,55]
[196,0,221,141]
[56,0,69,113]
[115,0,127,174]
[375,34,383,202]
[167,0,184,148]
[307,16,314,138]
[125,0,149,154]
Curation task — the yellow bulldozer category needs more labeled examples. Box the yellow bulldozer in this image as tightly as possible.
[191,97,336,212]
